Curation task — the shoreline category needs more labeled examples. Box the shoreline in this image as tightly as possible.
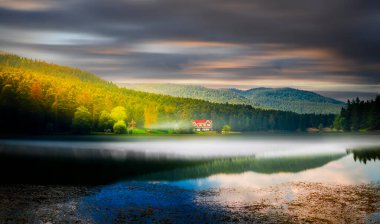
[1,131,380,141]
[0,182,378,223]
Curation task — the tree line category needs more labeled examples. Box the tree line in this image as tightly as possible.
[334,96,380,131]
[0,53,335,134]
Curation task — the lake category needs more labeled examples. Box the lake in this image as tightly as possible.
[0,134,379,223]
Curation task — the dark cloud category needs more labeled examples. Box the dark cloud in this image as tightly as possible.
[0,0,379,93]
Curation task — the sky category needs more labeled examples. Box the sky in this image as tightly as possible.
[0,0,379,100]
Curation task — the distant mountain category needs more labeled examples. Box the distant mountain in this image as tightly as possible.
[230,87,345,114]
[123,84,345,114]
[122,84,252,105]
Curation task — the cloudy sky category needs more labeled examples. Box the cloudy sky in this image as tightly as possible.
[1,0,379,99]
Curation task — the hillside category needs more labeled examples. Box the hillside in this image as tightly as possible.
[122,84,253,105]
[0,52,334,134]
[230,87,345,114]
[124,84,345,114]
[0,52,106,84]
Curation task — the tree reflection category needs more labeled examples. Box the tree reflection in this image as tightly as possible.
[347,147,380,164]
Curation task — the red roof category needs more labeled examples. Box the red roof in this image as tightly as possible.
[192,119,211,124]
[192,120,213,128]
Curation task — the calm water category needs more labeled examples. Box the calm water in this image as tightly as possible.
[1,134,380,222]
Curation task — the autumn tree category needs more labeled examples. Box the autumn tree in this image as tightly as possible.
[144,103,158,128]
[111,106,127,122]
[30,81,43,101]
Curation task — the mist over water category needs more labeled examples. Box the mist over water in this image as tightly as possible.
[1,134,380,185]
[2,134,380,160]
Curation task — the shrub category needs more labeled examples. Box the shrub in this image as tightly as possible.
[113,120,127,134]
[221,125,231,134]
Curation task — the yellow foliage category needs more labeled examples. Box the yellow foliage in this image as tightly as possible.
[111,106,127,122]
[144,103,158,128]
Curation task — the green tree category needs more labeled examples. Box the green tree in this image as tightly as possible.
[111,106,127,122]
[318,123,324,132]
[222,124,231,134]
[113,120,127,134]
[333,115,343,131]
[72,106,92,134]
[98,110,114,131]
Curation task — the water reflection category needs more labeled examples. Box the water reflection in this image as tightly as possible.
[1,136,380,184]
[0,143,214,184]
[348,147,380,164]
[162,147,380,190]
[78,147,380,222]
[137,154,345,181]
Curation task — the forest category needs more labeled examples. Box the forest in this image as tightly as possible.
[334,97,380,132]
[229,87,345,114]
[0,53,336,134]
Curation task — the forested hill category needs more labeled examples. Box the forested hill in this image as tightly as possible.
[0,53,334,134]
[124,84,345,114]
[122,84,253,105]
[230,87,345,114]
[0,53,106,84]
